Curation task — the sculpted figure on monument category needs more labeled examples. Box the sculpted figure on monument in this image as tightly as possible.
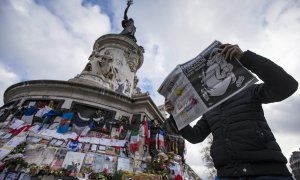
[124,49,139,72]
[84,49,118,82]
[120,0,137,42]
[133,75,141,94]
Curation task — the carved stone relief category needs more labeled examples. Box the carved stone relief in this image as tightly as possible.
[84,49,118,80]
[124,49,139,72]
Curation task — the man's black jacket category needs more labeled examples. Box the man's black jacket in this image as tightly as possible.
[168,51,298,177]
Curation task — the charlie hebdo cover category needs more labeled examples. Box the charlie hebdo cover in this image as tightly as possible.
[158,41,258,130]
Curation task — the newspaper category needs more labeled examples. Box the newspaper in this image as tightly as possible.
[158,41,258,130]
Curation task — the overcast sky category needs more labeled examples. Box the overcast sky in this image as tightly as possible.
[1,0,300,179]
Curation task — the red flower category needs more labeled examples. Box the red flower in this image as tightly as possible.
[0,163,5,171]
[175,174,183,180]
[102,168,108,174]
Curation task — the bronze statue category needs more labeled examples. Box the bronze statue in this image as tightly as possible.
[120,0,137,42]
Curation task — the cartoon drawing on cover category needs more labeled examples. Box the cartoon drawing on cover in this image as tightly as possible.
[200,48,236,101]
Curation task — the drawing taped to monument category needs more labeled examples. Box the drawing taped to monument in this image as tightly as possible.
[158,40,258,130]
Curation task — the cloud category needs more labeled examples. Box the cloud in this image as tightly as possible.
[0,0,111,102]
[1,0,300,178]
[264,93,300,135]
[136,42,169,103]
[111,0,300,106]
[139,78,154,94]
[0,63,20,106]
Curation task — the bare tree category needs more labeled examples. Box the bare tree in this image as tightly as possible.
[200,134,217,179]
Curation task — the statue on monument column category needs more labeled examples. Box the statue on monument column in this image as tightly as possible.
[120,0,137,42]
[133,75,141,94]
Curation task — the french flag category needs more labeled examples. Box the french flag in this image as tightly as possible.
[146,117,151,144]
[130,130,140,153]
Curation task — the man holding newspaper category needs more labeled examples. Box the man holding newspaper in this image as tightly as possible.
[164,43,298,179]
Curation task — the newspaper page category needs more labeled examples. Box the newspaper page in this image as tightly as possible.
[158,40,258,130]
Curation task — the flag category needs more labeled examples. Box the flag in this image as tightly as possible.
[35,106,52,118]
[143,116,148,137]
[117,125,125,139]
[155,133,158,150]
[101,123,107,133]
[158,129,165,149]
[9,125,31,135]
[129,130,140,153]
[39,110,59,130]
[124,130,131,141]
[139,123,145,136]
[21,106,37,125]
[118,125,124,134]
[57,112,74,134]
[146,118,151,144]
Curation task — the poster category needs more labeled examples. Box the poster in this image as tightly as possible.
[62,151,85,174]
[117,157,133,172]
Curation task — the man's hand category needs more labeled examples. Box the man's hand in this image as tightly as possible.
[164,99,174,114]
[220,44,244,61]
